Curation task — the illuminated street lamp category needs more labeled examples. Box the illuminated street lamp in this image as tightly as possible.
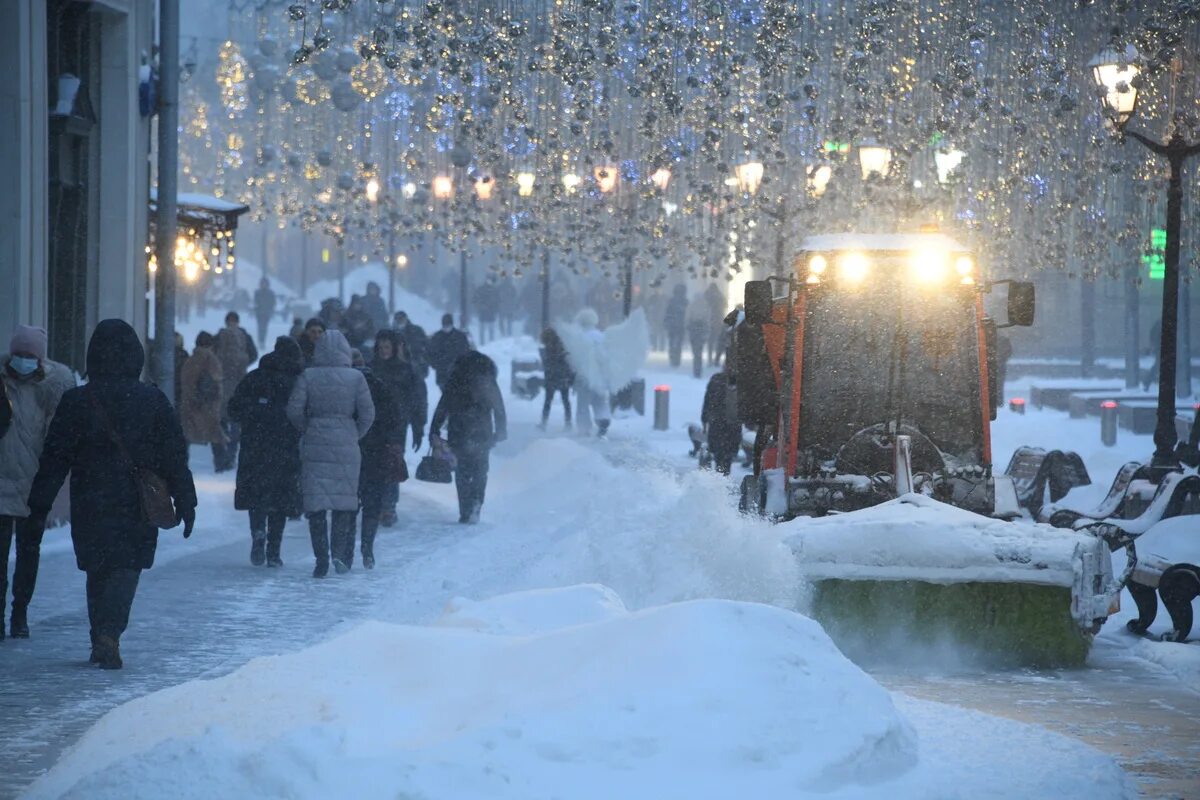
[857,140,892,180]
[516,171,536,197]
[473,175,495,201]
[734,158,764,195]
[807,163,833,197]
[562,172,582,193]
[650,166,672,191]
[1089,45,1141,129]
[365,177,380,203]
[1091,43,1200,472]
[594,164,619,194]
[432,174,454,200]
[934,149,966,185]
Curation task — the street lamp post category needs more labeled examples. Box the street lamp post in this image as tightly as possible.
[1092,46,1200,473]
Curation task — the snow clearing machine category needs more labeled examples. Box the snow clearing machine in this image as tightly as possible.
[731,232,1120,666]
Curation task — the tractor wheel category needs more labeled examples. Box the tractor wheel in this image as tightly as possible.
[740,474,762,515]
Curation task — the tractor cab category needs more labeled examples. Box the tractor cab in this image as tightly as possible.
[735,232,1036,518]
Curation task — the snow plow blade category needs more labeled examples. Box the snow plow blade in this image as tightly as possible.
[785,495,1118,669]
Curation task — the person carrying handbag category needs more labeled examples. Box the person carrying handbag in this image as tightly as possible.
[26,320,196,670]
[429,351,506,524]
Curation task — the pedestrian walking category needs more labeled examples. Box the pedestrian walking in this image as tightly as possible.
[172,332,189,408]
[361,281,391,331]
[643,288,666,352]
[474,278,500,345]
[0,325,74,640]
[298,317,326,367]
[351,348,402,569]
[214,311,257,469]
[701,366,742,476]
[688,300,710,379]
[430,351,506,524]
[373,331,427,527]
[253,277,277,349]
[538,327,573,429]
[26,319,196,669]
[664,285,688,368]
[497,278,518,337]
[227,336,304,568]
[392,311,429,379]
[556,308,650,438]
[341,294,376,351]
[705,283,727,366]
[428,313,470,389]
[179,332,229,470]
[287,330,375,577]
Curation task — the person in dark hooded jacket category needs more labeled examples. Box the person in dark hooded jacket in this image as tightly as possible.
[430,351,506,524]
[351,348,402,568]
[26,320,196,669]
[228,336,304,568]
[701,366,742,475]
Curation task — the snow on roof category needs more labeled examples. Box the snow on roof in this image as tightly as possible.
[148,187,250,214]
[784,493,1103,588]
[801,232,971,253]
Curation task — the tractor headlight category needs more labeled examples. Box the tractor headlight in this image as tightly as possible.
[910,248,950,284]
[955,255,976,285]
[807,254,827,284]
[836,251,870,285]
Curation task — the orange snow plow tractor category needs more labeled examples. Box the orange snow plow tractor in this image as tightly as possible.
[735,233,1036,520]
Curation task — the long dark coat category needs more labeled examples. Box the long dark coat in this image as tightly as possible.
[428,327,470,386]
[702,371,742,459]
[431,351,507,455]
[359,369,403,486]
[228,341,304,514]
[27,320,197,573]
[373,355,427,449]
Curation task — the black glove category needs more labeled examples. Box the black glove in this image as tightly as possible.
[179,506,196,538]
[413,432,423,451]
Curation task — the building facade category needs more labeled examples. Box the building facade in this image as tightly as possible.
[0,0,154,372]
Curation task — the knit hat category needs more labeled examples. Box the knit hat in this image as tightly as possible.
[10,325,47,360]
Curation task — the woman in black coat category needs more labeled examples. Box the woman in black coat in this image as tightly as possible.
[228,336,304,567]
[26,320,197,669]
[352,349,403,568]
[430,351,506,524]
[372,331,427,526]
[701,367,742,476]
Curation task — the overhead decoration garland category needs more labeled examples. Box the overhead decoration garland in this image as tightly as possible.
[180,0,1200,292]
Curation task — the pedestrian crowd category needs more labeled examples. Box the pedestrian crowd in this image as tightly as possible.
[0,302,506,670]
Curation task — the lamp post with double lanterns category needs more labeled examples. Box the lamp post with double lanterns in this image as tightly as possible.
[1091,44,1200,475]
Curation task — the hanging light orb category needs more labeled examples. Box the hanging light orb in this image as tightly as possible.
[350,58,388,99]
[366,177,381,203]
[562,173,582,193]
[432,175,454,200]
[516,171,536,197]
[474,175,495,200]
[650,167,672,191]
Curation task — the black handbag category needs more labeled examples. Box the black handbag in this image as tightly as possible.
[415,446,453,483]
[91,393,179,529]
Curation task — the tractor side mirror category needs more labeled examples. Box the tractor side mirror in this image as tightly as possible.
[744,281,773,325]
[1006,282,1035,327]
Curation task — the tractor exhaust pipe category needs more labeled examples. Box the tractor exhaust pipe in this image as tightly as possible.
[895,434,914,495]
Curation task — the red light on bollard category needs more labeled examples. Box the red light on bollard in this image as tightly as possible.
[653,386,670,431]
[1100,400,1118,447]
[1009,397,1026,415]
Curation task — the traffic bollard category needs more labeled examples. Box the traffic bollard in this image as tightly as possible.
[1100,400,1118,447]
[654,385,670,431]
[1009,397,1026,415]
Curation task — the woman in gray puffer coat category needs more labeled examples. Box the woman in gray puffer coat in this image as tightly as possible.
[287,330,375,577]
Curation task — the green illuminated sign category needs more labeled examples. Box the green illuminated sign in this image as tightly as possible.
[1143,227,1166,280]
[823,140,850,154]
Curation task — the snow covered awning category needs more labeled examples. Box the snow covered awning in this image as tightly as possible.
[800,232,971,253]
[149,189,250,233]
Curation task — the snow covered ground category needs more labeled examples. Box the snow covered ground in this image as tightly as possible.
[3,266,1198,798]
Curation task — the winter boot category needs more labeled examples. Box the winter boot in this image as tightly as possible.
[332,558,351,575]
[9,606,29,639]
[309,516,330,578]
[250,529,267,566]
[265,538,283,568]
[380,508,397,528]
[89,630,100,664]
[94,635,122,670]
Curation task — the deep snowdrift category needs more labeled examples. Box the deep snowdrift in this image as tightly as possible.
[24,586,1131,800]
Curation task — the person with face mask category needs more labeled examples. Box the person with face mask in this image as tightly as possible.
[427,313,470,389]
[0,325,75,640]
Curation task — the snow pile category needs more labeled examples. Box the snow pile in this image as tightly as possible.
[26,586,922,800]
[786,493,1103,587]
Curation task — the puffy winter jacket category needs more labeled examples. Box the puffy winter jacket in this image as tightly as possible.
[0,355,75,517]
[431,351,506,454]
[287,331,375,512]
